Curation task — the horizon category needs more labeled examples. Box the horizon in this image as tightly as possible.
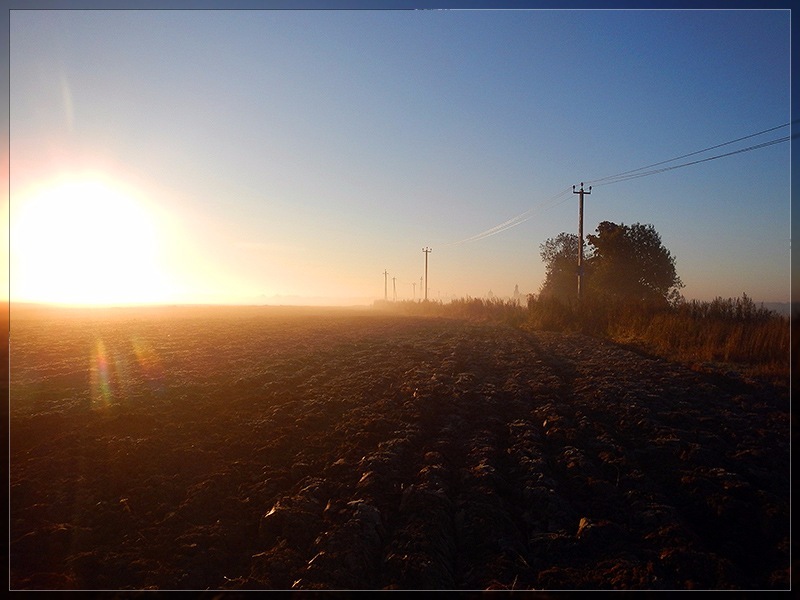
[7,294,793,310]
[7,9,791,307]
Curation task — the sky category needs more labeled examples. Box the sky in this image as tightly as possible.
[7,6,793,306]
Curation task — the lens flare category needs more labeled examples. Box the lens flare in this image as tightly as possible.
[90,335,165,409]
[90,339,113,409]
[131,335,165,394]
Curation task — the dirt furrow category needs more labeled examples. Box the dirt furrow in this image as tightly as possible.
[9,311,789,590]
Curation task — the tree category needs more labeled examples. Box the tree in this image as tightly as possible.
[539,232,582,302]
[586,221,683,306]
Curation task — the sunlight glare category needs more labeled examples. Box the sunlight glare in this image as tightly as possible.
[11,176,174,305]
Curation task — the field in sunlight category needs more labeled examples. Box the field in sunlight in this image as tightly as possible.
[9,305,790,590]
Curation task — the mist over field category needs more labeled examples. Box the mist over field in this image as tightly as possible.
[9,302,790,590]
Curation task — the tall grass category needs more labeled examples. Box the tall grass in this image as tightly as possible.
[375,294,789,379]
[373,297,527,325]
[528,293,789,378]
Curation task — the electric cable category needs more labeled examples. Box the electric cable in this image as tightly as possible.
[443,121,791,246]
[443,186,572,246]
[585,120,793,188]
[591,135,789,187]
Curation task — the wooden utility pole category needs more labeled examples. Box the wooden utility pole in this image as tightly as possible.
[412,282,416,300]
[392,277,397,302]
[383,270,389,301]
[573,183,591,301]
[422,247,431,301]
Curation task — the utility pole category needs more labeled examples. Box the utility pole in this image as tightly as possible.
[383,270,389,301]
[412,282,416,301]
[419,277,423,302]
[422,247,431,301]
[392,277,397,302]
[572,183,591,302]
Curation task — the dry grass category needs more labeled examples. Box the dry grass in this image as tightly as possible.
[529,295,790,379]
[378,295,789,381]
[374,297,527,325]
[607,303,789,380]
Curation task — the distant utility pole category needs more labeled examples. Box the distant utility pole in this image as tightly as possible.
[383,270,389,301]
[422,247,432,301]
[419,277,423,302]
[392,277,397,302]
[573,182,592,302]
[411,282,416,300]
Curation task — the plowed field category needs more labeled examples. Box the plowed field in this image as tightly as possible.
[9,306,790,590]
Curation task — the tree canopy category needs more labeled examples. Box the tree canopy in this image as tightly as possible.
[538,232,581,302]
[539,221,683,306]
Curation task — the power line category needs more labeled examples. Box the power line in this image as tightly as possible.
[585,121,793,188]
[443,121,791,247]
[444,186,572,246]
[590,135,789,188]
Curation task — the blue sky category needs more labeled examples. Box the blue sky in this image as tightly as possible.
[7,6,793,305]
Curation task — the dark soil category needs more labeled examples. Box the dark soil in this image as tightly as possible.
[9,306,791,590]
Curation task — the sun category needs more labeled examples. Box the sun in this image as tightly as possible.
[11,175,175,306]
